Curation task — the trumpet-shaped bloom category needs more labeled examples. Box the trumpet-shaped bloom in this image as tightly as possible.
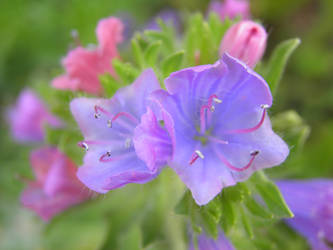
[189,230,234,250]
[149,54,289,205]
[6,89,62,143]
[219,21,267,68]
[277,180,333,250]
[70,69,171,193]
[21,148,90,221]
[208,0,250,21]
[52,17,123,95]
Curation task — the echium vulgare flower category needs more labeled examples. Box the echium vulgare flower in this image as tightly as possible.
[277,180,333,250]
[21,147,90,221]
[52,17,123,95]
[70,69,172,193]
[149,53,289,205]
[189,230,234,250]
[208,0,250,21]
[6,89,62,143]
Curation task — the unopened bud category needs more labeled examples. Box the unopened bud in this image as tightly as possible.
[219,21,267,68]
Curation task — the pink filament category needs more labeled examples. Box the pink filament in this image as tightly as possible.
[99,152,117,162]
[208,136,229,145]
[94,105,113,118]
[216,150,259,172]
[111,112,139,125]
[94,105,139,126]
[189,152,200,165]
[200,94,221,134]
[224,108,266,134]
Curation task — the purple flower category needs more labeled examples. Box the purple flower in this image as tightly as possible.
[277,180,333,250]
[149,54,289,205]
[189,230,234,250]
[208,0,250,21]
[70,69,171,193]
[145,9,181,32]
[21,147,90,221]
[6,89,62,143]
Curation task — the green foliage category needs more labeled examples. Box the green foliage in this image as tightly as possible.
[184,13,233,66]
[262,38,301,95]
[175,171,293,247]
[3,0,332,248]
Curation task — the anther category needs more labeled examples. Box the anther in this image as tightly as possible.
[107,120,112,128]
[212,97,222,104]
[210,106,216,112]
[250,150,260,156]
[260,104,269,109]
[189,150,205,165]
[195,150,205,159]
[94,113,101,119]
[78,141,89,151]
[100,151,113,162]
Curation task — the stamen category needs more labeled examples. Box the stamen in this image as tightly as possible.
[94,105,112,119]
[100,151,113,162]
[208,136,229,145]
[111,112,139,126]
[215,149,259,172]
[78,141,89,151]
[94,106,139,128]
[189,150,204,165]
[224,104,268,134]
[200,94,222,134]
[212,97,222,104]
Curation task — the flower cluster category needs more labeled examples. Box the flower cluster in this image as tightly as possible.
[5,3,298,238]
[70,53,289,205]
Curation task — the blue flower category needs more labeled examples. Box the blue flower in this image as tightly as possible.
[277,179,333,250]
[149,54,289,205]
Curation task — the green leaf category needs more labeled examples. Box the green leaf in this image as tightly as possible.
[252,172,294,218]
[99,73,122,97]
[239,206,254,239]
[244,197,273,219]
[220,194,236,233]
[112,59,140,84]
[161,51,184,78]
[144,41,162,67]
[131,38,145,69]
[264,38,301,94]
[118,225,143,250]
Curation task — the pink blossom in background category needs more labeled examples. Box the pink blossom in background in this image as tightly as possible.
[21,148,91,221]
[208,0,250,21]
[219,21,267,68]
[6,89,62,143]
[52,17,123,95]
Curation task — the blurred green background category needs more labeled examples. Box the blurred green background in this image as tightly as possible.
[0,0,332,249]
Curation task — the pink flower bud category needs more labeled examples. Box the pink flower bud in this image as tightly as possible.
[219,21,267,68]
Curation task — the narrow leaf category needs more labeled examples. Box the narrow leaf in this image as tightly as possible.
[253,172,294,218]
[161,51,184,78]
[144,41,162,67]
[264,38,301,94]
